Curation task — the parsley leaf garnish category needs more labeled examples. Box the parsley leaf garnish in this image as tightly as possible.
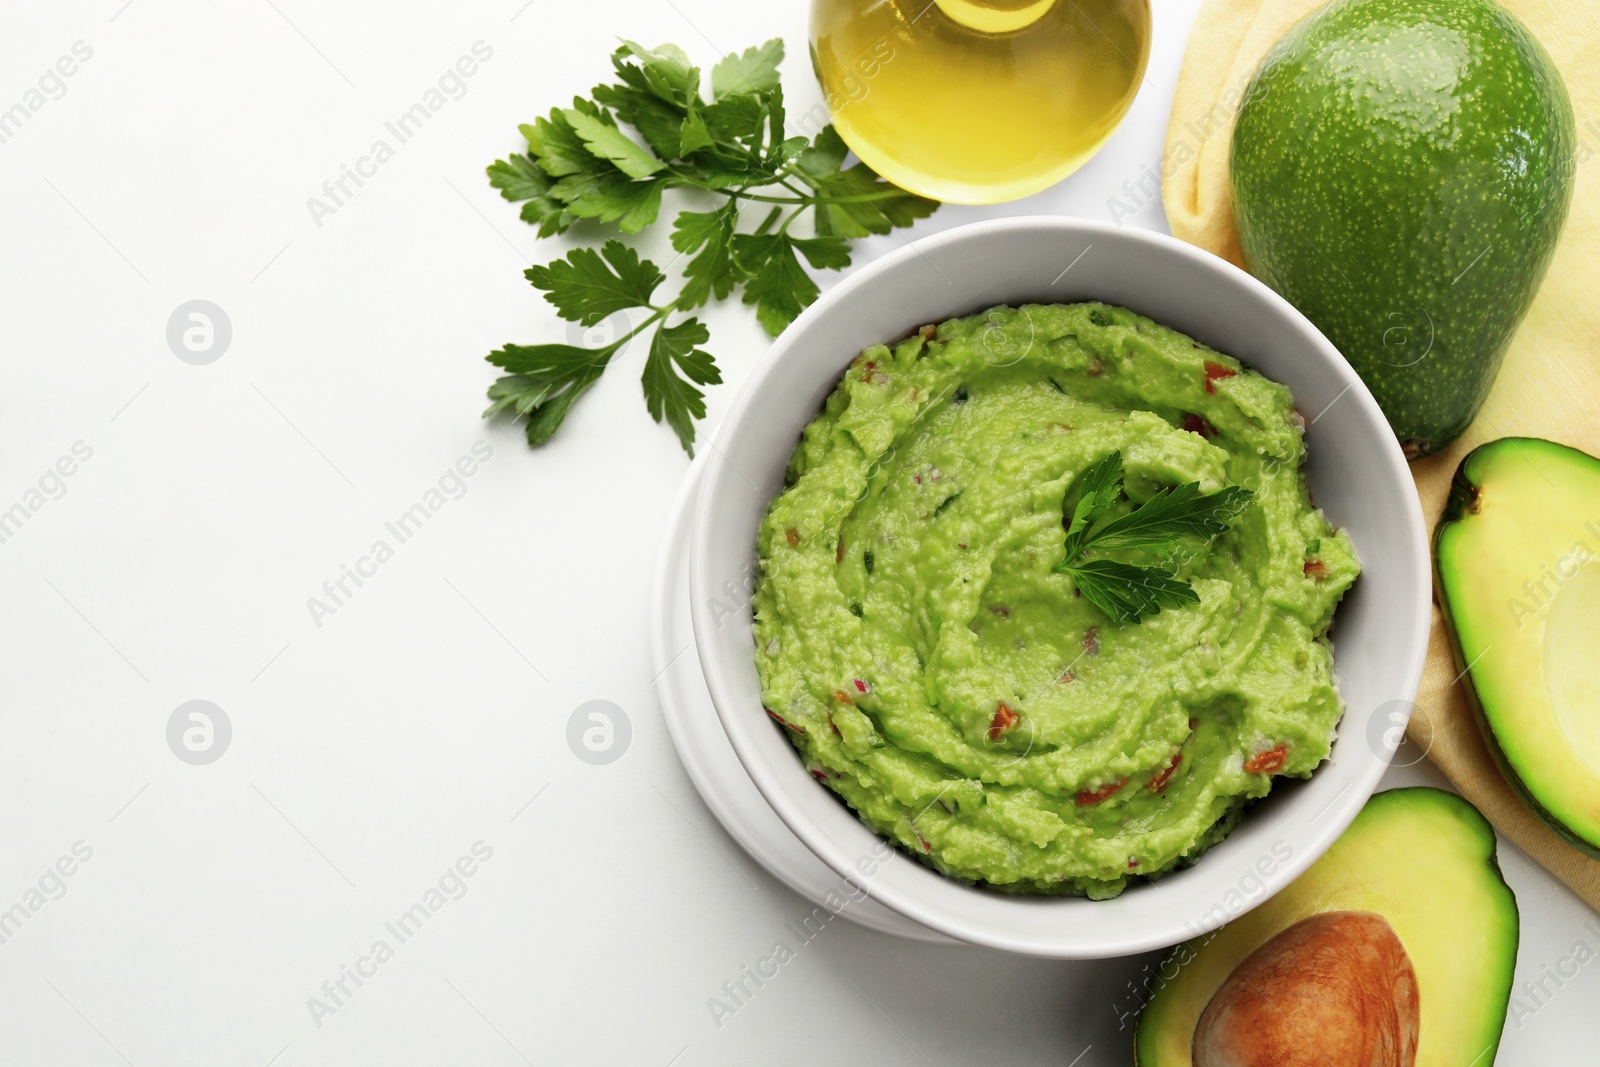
[642,317,722,454]
[1054,450,1255,624]
[1087,480,1255,553]
[524,240,664,325]
[711,40,784,99]
[1065,559,1200,623]
[1061,450,1125,559]
[483,37,938,455]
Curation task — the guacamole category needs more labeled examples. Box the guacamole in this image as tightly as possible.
[752,303,1359,898]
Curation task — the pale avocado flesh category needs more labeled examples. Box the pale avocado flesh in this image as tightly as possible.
[1231,0,1574,458]
[1436,438,1600,856]
[1134,788,1518,1067]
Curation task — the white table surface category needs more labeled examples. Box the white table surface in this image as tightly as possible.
[1,1,1594,1063]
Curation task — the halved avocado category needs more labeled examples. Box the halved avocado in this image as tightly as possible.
[1436,437,1600,855]
[1135,788,1518,1066]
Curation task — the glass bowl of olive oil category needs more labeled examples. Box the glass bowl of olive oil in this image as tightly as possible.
[811,0,1151,204]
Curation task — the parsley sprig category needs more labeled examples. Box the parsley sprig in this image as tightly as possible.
[483,39,938,454]
[1054,451,1255,624]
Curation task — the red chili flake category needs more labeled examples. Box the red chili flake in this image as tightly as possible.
[957,542,968,550]
[909,820,932,852]
[1128,857,1140,868]
[1244,743,1289,774]
[809,768,833,781]
[1076,778,1127,806]
[1203,361,1237,393]
[1086,358,1104,377]
[914,474,922,485]
[1083,627,1101,656]
[1058,669,1076,684]
[765,709,806,735]
[1148,752,1183,793]
[990,605,1011,617]
[1050,423,1074,432]
[1304,560,1328,580]
[852,678,869,694]
[919,324,936,341]
[832,689,854,705]
[1181,414,1217,438]
[785,527,800,546]
[828,714,842,737]
[988,702,1019,740]
[836,536,846,564]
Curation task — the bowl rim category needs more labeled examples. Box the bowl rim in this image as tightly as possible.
[688,214,1430,957]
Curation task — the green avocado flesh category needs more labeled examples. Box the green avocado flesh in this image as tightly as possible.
[752,304,1359,897]
[1230,0,1574,458]
[1135,788,1519,1067]
[1436,437,1600,856]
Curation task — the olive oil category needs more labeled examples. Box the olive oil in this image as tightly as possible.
[810,0,1151,203]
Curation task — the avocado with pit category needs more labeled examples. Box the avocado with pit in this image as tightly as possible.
[1135,787,1519,1067]
[1230,0,1575,458]
[1436,437,1600,856]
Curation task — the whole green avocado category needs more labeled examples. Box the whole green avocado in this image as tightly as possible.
[1230,0,1574,458]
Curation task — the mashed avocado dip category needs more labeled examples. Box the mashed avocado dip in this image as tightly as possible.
[752,303,1359,898]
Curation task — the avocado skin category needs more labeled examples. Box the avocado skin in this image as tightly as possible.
[1231,0,1575,458]
[1434,437,1600,859]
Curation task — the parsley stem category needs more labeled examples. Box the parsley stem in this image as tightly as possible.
[604,304,674,356]
[728,190,912,205]
[752,206,783,235]
[777,205,808,236]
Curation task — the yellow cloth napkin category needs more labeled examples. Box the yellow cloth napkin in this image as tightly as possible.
[1163,0,1600,910]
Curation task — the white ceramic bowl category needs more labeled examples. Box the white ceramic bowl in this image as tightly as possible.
[688,217,1429,958]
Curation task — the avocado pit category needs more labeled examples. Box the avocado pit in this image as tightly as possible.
[1192,910,1419,1067]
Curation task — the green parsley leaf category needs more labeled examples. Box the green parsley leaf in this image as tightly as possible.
[698,94,766,152]
[615,40,699,105]
[795,125,849,178]
[712,39,784,99]
[484,344,610,446]
[1063,559,1201,625]
[562,107,664,179]
[642,317,722,455]
[591,82,688,159]
[734,233,820,335]
[672,204,741,308]
[678,102,714,155]
[789,235,852,271]
[486,154,573,237]
[1062,451,1125,558]
[526,106,604,177]
[1053,454,1255,624]
[525,240,665,325]
[1087,482,1255,552]
[550,170,667,233]
[810,162,939,238]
